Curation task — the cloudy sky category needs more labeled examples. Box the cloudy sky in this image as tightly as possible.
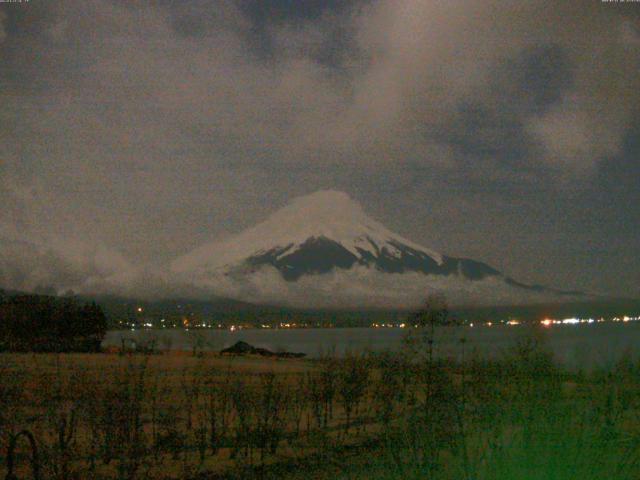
[0,0,639,299]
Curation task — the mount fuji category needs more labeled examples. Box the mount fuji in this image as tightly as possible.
[171,191,582,309]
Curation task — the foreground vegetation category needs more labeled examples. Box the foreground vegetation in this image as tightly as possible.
[0,293,107,353]
[1,333,640,480]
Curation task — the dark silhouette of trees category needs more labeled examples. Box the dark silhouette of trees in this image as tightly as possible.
[412,293,450,329]
[404,293,456,362]
[0,294,107,352]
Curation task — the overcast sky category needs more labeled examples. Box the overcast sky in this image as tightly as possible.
[0,0,639,298]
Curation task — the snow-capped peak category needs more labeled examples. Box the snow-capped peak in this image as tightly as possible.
[171,190,443,274]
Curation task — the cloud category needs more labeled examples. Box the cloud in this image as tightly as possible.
[0,234,135,295]
[349,1,639,172]
[175,264,578,309]
[0,0,639,298]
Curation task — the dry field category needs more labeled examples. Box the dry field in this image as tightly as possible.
[2,338,640,480]
[0,351,394,479]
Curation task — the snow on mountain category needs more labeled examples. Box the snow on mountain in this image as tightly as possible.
[172,190,443,274]
[171,190,581,308]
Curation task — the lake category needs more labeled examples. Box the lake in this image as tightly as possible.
[103,323,640,370]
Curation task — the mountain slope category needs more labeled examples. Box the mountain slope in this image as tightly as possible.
[244,236,502,282]
[171,190,583,308]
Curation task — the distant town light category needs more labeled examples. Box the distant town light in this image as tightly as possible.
[562,318,579,325]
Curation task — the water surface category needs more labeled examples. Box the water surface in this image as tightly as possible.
[103,323,640,370]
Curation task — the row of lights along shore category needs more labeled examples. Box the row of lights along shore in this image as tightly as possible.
[123,308,640,331]
[374,316,640,329]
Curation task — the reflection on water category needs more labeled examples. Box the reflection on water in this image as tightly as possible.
[104,323,640,370]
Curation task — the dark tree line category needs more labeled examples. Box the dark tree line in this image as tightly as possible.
[0,292,107,352]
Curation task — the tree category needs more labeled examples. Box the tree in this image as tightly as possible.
[404,293,453,363]
[0,294,108,352]
[402,294,461,475]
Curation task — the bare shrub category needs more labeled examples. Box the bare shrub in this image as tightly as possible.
[204,369,233,456]
[229,376,256,464]
[255,372,288,462]
[337,352,370,435]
